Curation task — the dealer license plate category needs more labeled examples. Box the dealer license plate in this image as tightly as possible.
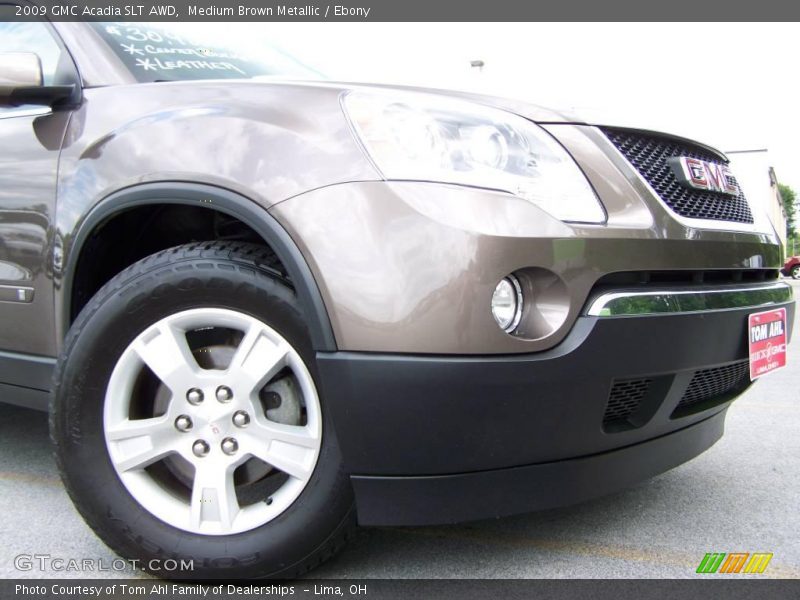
[748,307,787,380]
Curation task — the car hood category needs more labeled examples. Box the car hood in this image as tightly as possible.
[286,80,721,149]
[332,81,727,156]
[154,78,724,155]
[322,80,581,123]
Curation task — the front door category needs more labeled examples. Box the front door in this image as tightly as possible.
[0,12,75,358]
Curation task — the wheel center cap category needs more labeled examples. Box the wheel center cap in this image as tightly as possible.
[207,420,227,438]
[190,405,235,438]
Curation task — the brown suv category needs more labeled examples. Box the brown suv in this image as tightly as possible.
[0,17,794,579]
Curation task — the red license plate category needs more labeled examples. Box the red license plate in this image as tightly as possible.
[748,307,788,380]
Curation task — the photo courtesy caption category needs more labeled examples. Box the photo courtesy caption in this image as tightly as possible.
[16,584,369,596]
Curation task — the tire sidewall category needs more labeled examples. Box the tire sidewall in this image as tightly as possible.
[53,252,352,579]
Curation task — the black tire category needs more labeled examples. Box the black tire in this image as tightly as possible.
[51,242,356,579]
[792,265,800,280]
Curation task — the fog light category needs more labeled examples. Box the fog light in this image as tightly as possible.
[491,275,523,332]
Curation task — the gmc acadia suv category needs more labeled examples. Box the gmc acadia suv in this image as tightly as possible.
[0,16,794,579]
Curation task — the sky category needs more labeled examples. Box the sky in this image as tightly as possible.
[169,22,800,196]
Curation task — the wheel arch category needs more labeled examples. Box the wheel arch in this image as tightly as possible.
[60,182,336,352]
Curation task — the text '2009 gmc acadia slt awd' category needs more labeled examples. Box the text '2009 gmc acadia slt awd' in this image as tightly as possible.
[0,17,794,579]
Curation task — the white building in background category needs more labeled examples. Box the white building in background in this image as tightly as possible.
[727,149,788,250]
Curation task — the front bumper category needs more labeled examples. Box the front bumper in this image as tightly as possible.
[317,298,794,526]
[351,411,726,526]
[270,179,783,355]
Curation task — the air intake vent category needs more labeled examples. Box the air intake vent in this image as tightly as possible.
[604,378,651,429]
[672,361,751,418]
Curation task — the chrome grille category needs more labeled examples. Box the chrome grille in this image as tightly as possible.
[602,128,754,224]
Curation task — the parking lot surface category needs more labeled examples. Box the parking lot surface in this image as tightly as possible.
[1,279,798,579]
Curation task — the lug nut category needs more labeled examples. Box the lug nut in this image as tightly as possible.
[186,388,204,405]
[192,440,210,457]
[232,410,250,428]
[216,385,233,403]
[221,437,239,456]
[174,415,193,432]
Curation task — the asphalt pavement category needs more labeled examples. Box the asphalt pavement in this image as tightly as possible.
[2,279,798,580]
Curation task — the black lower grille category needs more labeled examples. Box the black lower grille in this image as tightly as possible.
[602,128,754,224]
[604,378,651,428]
[672,361,751,417]
[594,269,779,288]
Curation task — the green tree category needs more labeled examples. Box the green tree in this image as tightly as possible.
[778,183,796,238]
[780,184,800,256]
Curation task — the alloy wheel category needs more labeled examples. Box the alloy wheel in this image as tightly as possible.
[103,308,322,535]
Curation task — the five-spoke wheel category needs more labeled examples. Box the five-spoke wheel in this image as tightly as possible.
[104,308,322,535]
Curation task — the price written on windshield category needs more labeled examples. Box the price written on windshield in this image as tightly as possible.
[102,24,253,75]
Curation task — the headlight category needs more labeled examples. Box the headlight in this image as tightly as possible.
[342,90,605,224]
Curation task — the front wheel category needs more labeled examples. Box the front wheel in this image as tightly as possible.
[792,265,800,280]
[51,242,355,579]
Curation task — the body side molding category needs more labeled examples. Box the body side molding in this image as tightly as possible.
[0,350,56,391]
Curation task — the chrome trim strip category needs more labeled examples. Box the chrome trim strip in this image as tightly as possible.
[505,274,524,333]
[587,282,793,317]
[0,107,52,121]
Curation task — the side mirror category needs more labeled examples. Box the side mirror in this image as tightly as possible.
[0,52,43,87]
[0,52,76,108]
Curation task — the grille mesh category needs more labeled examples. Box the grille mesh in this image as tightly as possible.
[604,378,651,426]
[673,361,751,415]
[602,128,754,224]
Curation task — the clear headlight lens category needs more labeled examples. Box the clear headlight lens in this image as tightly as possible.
[343,90,605,224]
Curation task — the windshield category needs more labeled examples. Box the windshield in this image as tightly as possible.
[90,23,323,83]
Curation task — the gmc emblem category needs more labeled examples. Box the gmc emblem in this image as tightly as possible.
[668,156,738,196]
